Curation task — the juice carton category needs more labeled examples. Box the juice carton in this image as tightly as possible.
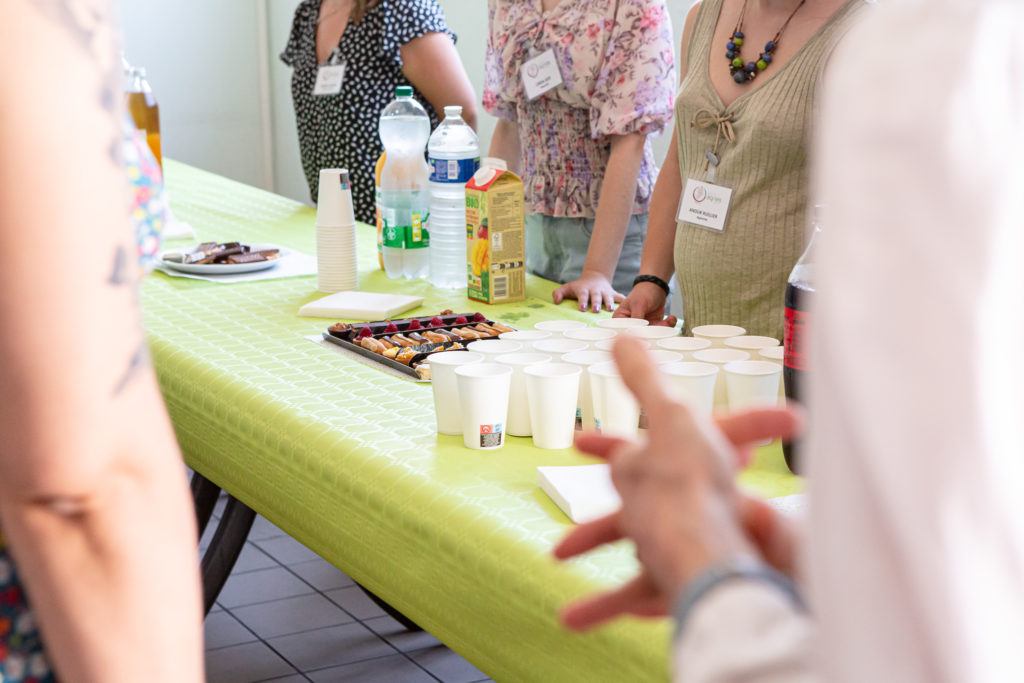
[465,158,525,303]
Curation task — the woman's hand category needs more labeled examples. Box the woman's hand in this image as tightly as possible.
[553,269,625,313]
[614,281,678,327]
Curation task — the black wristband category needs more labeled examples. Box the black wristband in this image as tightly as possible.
[633,274,670,296]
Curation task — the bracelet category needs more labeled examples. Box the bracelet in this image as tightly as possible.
[673,559,805,639]
[633,274,670,296]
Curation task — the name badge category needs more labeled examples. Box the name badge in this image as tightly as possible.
[678,178,733,232]
[313,62,346,96]
[521,49,563,100]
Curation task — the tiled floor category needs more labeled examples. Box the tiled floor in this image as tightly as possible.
[201,501,491,683]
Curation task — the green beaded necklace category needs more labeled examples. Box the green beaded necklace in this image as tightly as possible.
[726,0,807,84]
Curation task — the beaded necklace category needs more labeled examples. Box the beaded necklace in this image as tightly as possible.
[726,0,806,84]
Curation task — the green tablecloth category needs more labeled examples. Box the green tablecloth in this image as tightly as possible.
[146,161,801,682]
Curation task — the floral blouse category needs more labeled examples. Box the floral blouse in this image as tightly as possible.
[484,0,675,218]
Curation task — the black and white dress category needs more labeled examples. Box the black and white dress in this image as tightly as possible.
[281,0,454,223]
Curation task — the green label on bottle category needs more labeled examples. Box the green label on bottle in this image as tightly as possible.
[382,211,405,248]
[406,212,430,249]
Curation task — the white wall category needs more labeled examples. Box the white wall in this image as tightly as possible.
[117,1,693,205]
[116,0,272,190]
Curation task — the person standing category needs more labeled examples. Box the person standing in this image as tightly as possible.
[282,0,477,224]
[484,0,676,312]
[0,1,203,681]
[615,0,863,338]
[555,1,1024,681]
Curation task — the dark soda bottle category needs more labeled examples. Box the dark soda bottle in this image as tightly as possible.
[782,217,820,474]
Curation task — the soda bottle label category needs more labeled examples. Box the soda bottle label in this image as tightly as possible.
[783,306,810,371]
[429,157,479,184]
[382,210,405,248]
[406,212,430,249]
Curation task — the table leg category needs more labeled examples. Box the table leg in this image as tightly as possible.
[195,490,256,616]
[191,471,221,539]
[356,583,422,632]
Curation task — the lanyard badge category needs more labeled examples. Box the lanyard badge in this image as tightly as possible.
[521,47,563,100]
[678,151,733,232]
[313,48,346,96]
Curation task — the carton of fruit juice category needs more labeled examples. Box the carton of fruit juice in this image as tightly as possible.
[465,159,525,304]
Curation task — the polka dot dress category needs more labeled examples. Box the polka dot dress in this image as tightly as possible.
[282,0,454,224]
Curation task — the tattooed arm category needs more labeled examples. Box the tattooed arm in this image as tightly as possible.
[0,2,203,682]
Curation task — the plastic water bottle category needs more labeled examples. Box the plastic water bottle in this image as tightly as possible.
[379,86,431,280]
[427,106,479,288]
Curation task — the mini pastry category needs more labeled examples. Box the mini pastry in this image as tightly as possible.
[422,331,449,344]
[489,322,515,333]
[383,347,400,360]
[395,347,417,365]
[359,337,386,354]
[406,332,430,344]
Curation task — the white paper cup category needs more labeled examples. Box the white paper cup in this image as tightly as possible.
[316,168,356,227]
[660,361,719,418]
[455,363,513,450]
[589,361,639,439]
[561,349,612,430]
[622,326,680,346]
[533,338,588,361]
[646,349,685,365]
[466,339,523,359]
[693,348,750,409]
[563,327,618,346]
[524,363,582,449]
[724,360,782,411]
[656,336,712,358]
[595,317,650,331]
[534,320,587,337]
[692,324,747,348]
[595,339,616,352]
[499,329,552,351]
[757,346,786,399]
[495,353,551,437]
[724,335,780,356]
[429,351,485,435]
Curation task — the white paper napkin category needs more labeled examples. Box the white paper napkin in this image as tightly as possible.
[537,464,621,524]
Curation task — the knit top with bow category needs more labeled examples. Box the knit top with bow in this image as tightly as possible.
[483,0,676,218]
[673,0,863,339]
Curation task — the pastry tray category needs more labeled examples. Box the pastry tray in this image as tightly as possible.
[323,313,514,380]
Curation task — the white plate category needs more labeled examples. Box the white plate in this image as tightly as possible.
[160,244,289,275]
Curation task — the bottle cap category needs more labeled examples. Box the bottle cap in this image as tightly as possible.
[396,85,413,97]
[443,105,463,118]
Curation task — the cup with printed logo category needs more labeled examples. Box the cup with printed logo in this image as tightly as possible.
[455,363,513,450]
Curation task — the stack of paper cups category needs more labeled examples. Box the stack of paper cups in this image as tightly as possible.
[316,168,358,293]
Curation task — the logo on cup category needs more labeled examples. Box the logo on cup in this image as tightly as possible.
[692,186,708,203]
[526,63,540,78]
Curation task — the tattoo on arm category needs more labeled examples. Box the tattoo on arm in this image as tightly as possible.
[107,245,150,396]
[30,0,122,163]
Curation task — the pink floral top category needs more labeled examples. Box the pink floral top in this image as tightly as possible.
[484,0,675,218]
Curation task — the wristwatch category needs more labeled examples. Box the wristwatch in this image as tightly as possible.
[633,274,670,296]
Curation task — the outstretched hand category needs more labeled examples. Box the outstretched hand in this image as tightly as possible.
[553,270,625,313]
[553,336,803,631]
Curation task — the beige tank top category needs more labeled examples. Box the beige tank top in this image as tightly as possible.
[674,0,863,339]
